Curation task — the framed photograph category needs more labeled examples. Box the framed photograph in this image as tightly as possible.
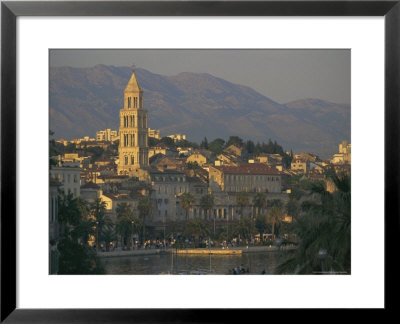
[1,0,398,322]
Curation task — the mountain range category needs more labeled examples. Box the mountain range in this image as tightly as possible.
[49,65,350,159]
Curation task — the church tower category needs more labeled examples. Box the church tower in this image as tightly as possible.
[117,66,149,176]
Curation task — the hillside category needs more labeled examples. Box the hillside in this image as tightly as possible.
[49,65,350,158]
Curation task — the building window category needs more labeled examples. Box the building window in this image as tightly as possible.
[128,97,131,108]
[125,156,128,165]
[131,156,134,165]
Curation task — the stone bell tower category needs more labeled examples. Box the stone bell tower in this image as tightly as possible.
[117,65,149,177]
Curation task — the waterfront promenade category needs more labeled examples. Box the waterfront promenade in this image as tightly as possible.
[97,245,296,258]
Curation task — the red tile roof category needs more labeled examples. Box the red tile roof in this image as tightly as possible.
[213,163,280,175]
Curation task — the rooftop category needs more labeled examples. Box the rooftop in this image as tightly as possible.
[213,163,280,175]
[81,182,100,189]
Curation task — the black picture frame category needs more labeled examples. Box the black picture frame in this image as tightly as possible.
[1,0,399,322]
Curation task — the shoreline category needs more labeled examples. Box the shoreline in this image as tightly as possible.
[97,245,297,258]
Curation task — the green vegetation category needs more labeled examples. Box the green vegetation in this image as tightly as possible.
[137,197,152,243]
[236,191,249,218]
[90,198,113,246]
[57,192,105,274]
[275,173,351,274]
[253,192,267,217]
[180,192,195,221]
[200,194,214,220]
[115,202,140,250]
[183,218,210,247]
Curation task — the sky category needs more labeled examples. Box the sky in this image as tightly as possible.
[49,49,350,105]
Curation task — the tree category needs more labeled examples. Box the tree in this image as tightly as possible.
[56,192,105,274]
[255,214,268,242]
[275,174,351,274]
[180,192,195,221]
[186,161,199,170]
[225,136,243,148]
[166,221,182,241]
[115,202,134,249]
[138,197,152,244]
[200,137,209,149]
[208,138,225,155]
[102,228,117,252]
[148,137,161,147]
[236,191,249,218]
[90,198,112,246]
[200,194,214,220]
[253,192,267,217]
[266,204,285,241]
[58,192,83,235]
[57,237,105,274]
[233,217,255,243]
[245,140,255,155]
[160,136,175,148]
[183,218,210,247]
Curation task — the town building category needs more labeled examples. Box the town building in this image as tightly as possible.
[50,161,81,197]
[76,140,111,150]
[117,66,150,178]
[291,158,310,173]
[148,128,160,139]
[148,143,178,159]
[152,156,186,172]
[215,153,239,166]
[80,181,102,202]
[209,163,282,193]
[186,152,208,166]
[149,169,189,223]
[331,140,351,164]
[167,134,186,142]
[96,128,118,142]
[223,144,244,158]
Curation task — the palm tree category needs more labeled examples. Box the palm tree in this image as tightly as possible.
[130,216,142,247]
[236,191,249,218]
[90,198,112,247]
[275,173,351,274]
[200,194,214,221]
[255,214,267,242]
[138,197,152,244]
[233,217,255,243]
[116,202,134,249]
[167,220,182,242]
[180,192,195,221]
[266,205,284,241]
[58,192,82,233]
[102,228,117,252]
[183,218,210,247]
[253,192,267,217]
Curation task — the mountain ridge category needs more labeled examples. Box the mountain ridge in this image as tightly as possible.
[49,65,350,159]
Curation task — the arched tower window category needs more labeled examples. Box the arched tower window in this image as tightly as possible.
[131,156,134,165]
[128,97,131,108]
[124,156,128,165]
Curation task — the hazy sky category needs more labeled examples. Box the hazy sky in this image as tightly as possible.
[50,49,350,105]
